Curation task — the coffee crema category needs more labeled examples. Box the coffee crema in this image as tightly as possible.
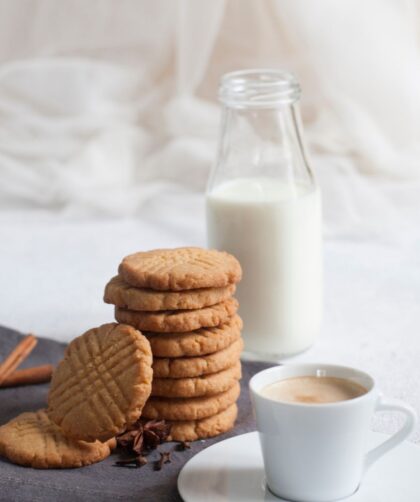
[260,376,367,404]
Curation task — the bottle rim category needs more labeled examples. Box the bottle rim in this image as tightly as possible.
[219,69,301,108]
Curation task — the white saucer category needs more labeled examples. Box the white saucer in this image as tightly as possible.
[178,431,420,502]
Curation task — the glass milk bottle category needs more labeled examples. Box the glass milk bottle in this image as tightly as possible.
[206,69,322,360]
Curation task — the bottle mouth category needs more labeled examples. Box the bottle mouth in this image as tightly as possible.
[219,69,301,108]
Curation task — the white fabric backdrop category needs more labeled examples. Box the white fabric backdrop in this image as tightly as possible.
[0,0,419,236]
[0,0,420,440]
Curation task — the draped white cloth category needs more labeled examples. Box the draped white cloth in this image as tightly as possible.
[1,0,420,440]
[0,0,419,236]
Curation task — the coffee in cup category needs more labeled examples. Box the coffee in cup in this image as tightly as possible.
[249,364,417,502]
[260,375,367,404]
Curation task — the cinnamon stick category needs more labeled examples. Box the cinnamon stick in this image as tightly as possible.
[0,364,53,388]
[0,335,37,385]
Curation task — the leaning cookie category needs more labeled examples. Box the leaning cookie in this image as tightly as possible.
[142,381,240,421]
[145,315,242,358]
[104,275,236,311]
[152,338,243,378]
[168,404,238,442]
[115,298,238,333]
[152,362,242,398]
[118,247,242,291]
[0,409,116,469]
[48,323,153,442]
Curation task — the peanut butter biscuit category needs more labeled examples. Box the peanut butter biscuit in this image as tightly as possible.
[145,315,242,357]
[48,323,153,442]
[118,247,242,291]
[152,338,243,378]
[142,381,240,420]
[152,362,241,398]
[115,298,238,333]
[168,403,238,441]
[0,409,116,468]
[104,275,236,311]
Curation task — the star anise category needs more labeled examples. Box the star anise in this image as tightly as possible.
[115,419,172,468]
[143,420,172,451]
[116,429,140,450]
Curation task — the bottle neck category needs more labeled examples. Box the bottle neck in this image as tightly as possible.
[219,69,301,109]
[208,101,313,192]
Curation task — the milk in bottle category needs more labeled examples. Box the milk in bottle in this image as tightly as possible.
[206,70,322,359]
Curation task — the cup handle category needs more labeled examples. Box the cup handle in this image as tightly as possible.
[364,394,417,472]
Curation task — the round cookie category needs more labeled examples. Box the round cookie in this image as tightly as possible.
[152,362,242,398]
[152,338,243,378]
[104,275,236,311]
[0,409,116,469]
[142,381,240,420]
[115,298,238,333]
[118,247,242,291]
[145,315,242,358]
[48,323,153,442]
[168,403,238,442]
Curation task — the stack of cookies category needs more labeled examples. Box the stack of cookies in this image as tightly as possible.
[104,247,243,442]
[0,248,243,469]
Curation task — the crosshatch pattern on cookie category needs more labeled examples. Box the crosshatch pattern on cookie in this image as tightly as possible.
[0,409,115,468]
[145,315,243,357]
[152,337,244,378]
[48,323,152,442]
[118,247,242,291]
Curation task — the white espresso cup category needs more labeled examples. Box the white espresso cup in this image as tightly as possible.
[249,364,417,502]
